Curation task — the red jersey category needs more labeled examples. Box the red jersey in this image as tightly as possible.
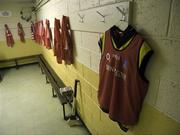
[98,25,153,125]
[17,22,25,43]
[54,18,63,64]
[4,24,14,47]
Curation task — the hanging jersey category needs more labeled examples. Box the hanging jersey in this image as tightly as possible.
[61,15,73,65]
[98,25,153,125]
[44,19,52,49]
[17,22,25,43]
[54,18,63,64]
[35,21,41,44]
[34,22,39,43]
[40,21,45,45]
[31,22,35,40]
[4,24,14,47]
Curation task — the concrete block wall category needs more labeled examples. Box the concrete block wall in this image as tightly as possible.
[36,0,180,135]
[132,0,180,122]
[0,2,41,61]
[0,2,35,41]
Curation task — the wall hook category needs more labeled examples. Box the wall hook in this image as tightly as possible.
[116,6,126,21]
[96,11,107,23]
[77,13,84,23]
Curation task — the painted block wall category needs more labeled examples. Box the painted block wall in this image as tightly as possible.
[0,39,41,60]
[0,2,41,61]
[37,0,180,135]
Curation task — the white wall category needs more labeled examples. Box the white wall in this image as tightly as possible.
[0,2,41,61]
[0,2,35,41]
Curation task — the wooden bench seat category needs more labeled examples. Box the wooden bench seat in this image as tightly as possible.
[38,54,72,120]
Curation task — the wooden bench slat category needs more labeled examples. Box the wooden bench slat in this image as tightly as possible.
[38,55,68,105]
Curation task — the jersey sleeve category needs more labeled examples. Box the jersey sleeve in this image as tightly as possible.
[98,33,105,53]
[139,41,153,75]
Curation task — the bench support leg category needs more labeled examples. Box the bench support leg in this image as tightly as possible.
[63,104,66,120]
[62,104,69,120]
[40,67,44,74]
[46,76,50,84]
[15,59,19,69]
[52,88,57,97]
[0,75,2,82]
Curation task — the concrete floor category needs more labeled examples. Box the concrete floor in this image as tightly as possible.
[0,64,90,135]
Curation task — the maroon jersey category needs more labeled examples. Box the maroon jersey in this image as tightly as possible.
[4,24,14,47]
[44,19,52,49]
[17,22,25,42]
[98,25,153,125]
[54,18,63,64]
[61,15,73,65]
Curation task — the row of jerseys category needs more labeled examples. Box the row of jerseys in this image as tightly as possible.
[4,23,25,47]
[31,15,73,65]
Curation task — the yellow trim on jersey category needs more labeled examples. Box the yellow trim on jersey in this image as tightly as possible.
[101,33,105,53]
[111,36,134,51]
[139,42,152,68]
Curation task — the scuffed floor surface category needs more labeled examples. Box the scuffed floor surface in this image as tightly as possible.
[0,64,90,135]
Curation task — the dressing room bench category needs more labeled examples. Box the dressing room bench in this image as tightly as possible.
[37,54,73,120]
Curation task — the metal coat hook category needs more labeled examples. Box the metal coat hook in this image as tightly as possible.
[77,13,84,23]
[116,6,126,21]
[96,11,107,23]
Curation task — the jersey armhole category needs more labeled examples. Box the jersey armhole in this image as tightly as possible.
[138,42,153,81]
[98,33,105,53]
